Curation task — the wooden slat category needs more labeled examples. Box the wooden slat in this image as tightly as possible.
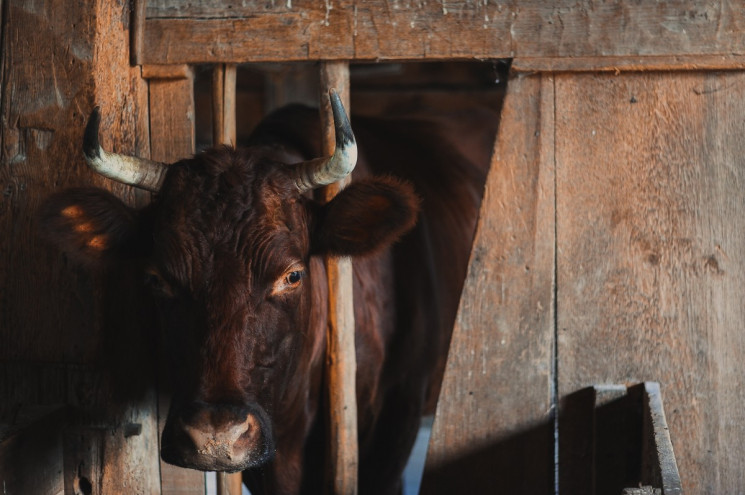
[216,472,243,495]
[212,64,237,147]
[148,67,196,162]
[131,0,147,65]
[141,1,745,65]
[1,0,159,492]
[555,70,745,494]
[147,67,205,495]
[642,383,682,495]
[421,71,555,494]
[319,62,358,495]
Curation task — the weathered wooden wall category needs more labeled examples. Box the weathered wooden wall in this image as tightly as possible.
[0,0,160,492]
[555,70,745,493]
[4,1,745,493]
[141,0,745,66]
[423,68,745,493]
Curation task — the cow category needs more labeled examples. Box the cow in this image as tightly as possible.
[39,91,496,495]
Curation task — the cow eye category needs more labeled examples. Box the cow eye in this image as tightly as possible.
[287,271,303,285]
[144,269,172,298]
[272,266,305,296]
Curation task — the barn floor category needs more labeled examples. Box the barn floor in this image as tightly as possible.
[204,417,433,495]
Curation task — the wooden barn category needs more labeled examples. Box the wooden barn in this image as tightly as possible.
[1,1,743,494]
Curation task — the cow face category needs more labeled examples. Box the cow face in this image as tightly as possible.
[39,99,419,473]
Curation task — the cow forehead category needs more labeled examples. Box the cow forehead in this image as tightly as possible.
[150,148,310,284]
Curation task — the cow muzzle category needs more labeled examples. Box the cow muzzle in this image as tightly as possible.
[161,401,273,472]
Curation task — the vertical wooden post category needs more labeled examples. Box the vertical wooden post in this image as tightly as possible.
[211,63,243,495]
[319,62,358,495]
[212,64,237,147]
[130,0,146,66]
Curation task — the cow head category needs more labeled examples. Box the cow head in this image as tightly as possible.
[40,92,419,473]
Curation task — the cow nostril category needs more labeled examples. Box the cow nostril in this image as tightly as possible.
[225,414,254,444]
[182,412,260,461]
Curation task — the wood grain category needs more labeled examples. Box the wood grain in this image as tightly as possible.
[212,64,237,147]
[319,62,358,495]
[554,70,745,494]
[0,0,160,492]
[131,0,147,65]
[421,72,555,494]
[141,1,745,65]
[148,67,195,162]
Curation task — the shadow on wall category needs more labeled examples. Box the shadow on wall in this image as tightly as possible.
[419,420,555,495]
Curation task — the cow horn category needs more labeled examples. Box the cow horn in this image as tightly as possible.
[83,107,168,192]
[292,89,358,192]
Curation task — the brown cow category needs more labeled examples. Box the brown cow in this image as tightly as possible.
[40,92,495,495]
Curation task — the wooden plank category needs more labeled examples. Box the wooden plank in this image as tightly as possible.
[318,62,358,495]
[555,70,745,494]
[1,0,160,492]
[148,67,195,162]
[131,0,147,65]
[420,71,555,494]
[143,64,194,80]
[141,1,745,65]
[1,0,103,365]
[212,64,237,147]
[216,472,243,495]
[642,383,682,495]
[147,68,205,495]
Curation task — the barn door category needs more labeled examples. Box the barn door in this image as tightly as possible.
[423,66,745,494]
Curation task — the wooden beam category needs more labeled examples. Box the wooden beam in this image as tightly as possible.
[141,1,745,66]
[0,0,159,491]
[216,471,244,495]
[130,0,147,65]
[212,64,237,147]
[319,62,358,495]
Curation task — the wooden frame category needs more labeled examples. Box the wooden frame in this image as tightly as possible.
[138,1,745,71]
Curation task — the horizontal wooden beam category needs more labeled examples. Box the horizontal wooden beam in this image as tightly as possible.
[141,64,193,80]
[141,1,745,66]
[513,54,745,73]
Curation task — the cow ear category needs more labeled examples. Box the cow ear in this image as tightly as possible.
[312,177,420,257]
[38,187,145,266]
